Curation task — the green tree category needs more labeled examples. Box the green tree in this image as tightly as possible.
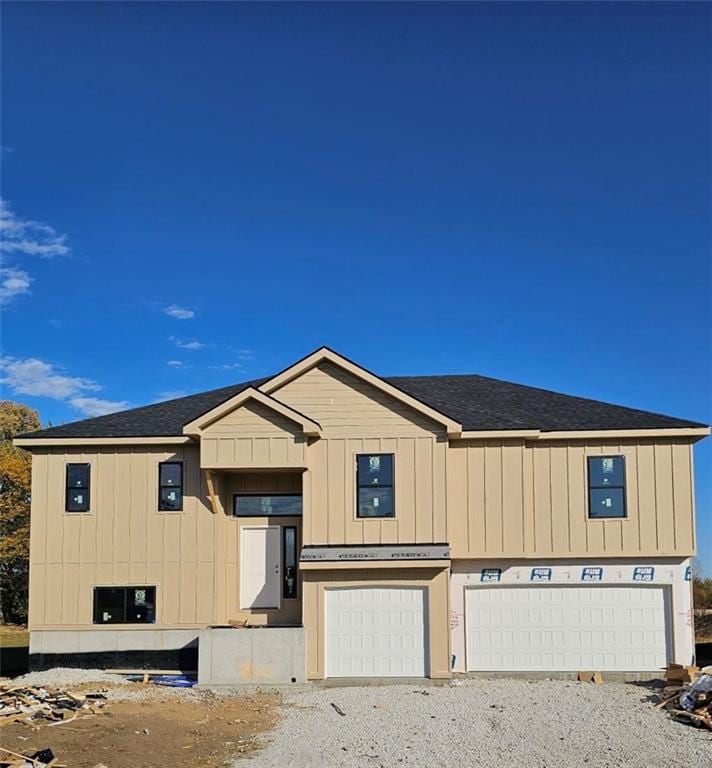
[0,401,40,624]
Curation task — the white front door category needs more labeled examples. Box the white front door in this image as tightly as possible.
[326,587,427,677]
[240,525,281,609]
[466,585,670,672]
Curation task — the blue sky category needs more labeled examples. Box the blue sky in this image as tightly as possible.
[2,3,711,569]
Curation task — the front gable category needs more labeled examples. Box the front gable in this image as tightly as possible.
[261,348,462,437]
[184,387,318,469]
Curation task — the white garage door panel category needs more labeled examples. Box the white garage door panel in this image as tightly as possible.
[466,586,670,672]
[326,588,427,677]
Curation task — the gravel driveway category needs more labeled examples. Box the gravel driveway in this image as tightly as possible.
[243,679,711,768]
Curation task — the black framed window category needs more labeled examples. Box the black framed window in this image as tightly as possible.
[158,461,183,511]
[283,526,298,599]
[66,463,90,512]
[93,586,156,624]
[356,453,394,518]
[588,456,626,519]
[233,494,302,516]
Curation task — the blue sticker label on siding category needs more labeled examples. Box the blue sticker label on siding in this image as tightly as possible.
[685,566,691,581]
[582,567,603,582]
[531,567,552,582]
[480,568,501,582]
[633,566,655,582]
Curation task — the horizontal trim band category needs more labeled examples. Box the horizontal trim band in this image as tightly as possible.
[300,559,451,571]
[15,436,194,448]
[16,426,708,449]
[456,427,709,441]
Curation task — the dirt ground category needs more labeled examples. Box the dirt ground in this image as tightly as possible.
[0,685,279,768]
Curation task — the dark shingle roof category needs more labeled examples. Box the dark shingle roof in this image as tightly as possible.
[385,375,706,432]
[19,371,705,440]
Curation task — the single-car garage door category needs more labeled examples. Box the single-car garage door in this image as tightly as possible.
[326,587,427,677]
[466,585,670,672]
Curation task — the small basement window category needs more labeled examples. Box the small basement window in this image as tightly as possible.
[66,463,90,512]
[233,494,302,516]
[356,454,394,518]
[588,456,626,519]
[158,461,183,511]
[93,586,156,624]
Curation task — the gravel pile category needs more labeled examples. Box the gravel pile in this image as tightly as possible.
[12,667,130,687]
[243,679,712,768]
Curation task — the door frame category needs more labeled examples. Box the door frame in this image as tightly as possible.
[239,524,282,610]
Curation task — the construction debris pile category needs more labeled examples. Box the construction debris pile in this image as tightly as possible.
[0,683,108,729]
[0,745,68,768]
[658,664,712,730]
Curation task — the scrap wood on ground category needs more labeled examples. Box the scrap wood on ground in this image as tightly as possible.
[658,663,712,730]
[0,683,108,729]
[1,678,278,768]
[0,745,69,768]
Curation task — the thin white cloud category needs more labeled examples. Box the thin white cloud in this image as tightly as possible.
[0,267,32,304]
[0,357,100,399]
[70,397,129,417]
[167,359,187,368]
[163,304,195,320]
[210,362,245,371]
[170,336,205,350]
[0,356,128,418]
[0,146,15,157]
[0,198,70,258]
[156,390,187,402]
[230,347,254,360]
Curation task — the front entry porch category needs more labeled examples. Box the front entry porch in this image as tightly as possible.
[213,470,304,628]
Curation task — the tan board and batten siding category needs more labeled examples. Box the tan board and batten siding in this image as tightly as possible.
[28,445,303,629]
[446,438,696,559]
[200,401,307,468]
[27,359,698,630]
[273,361,696,556]
[271,361,449,547]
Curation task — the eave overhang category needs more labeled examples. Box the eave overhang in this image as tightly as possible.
[453,427,710,442]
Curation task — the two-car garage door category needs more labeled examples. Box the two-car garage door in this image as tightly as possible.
[466,585,670,672]
[323,583,671,677]
[326,587,427,677]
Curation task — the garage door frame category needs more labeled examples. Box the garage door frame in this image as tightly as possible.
[464,583,673,672]
[324,585,430,678]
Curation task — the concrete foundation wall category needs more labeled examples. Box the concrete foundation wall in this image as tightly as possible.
[30,628,199,654]
[198,627,306,685]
